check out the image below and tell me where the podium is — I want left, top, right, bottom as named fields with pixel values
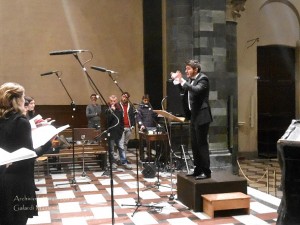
left=277, top=139, right=300, bottom=225
left=276, top=120, right=300, bottom=225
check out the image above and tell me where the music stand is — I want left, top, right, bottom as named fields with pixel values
left=153, top=110, right=185, bottom=123
left=154, top=109, right=185, bottom=201
left=73, top=128, right=98, bottom=179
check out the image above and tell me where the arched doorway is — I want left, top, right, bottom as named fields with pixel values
left=257, top=45, right=295, bottom=157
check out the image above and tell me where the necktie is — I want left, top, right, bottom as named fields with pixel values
left=188, top=79, right=194, bottom=110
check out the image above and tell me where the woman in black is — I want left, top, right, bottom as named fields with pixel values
left=24, top=96, right=35, bottom=119
left=0, top=82, right=43, bottom=224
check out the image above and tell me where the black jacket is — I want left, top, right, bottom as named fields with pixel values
left=0, top=113, right=38, bottom=221
left=136, top=102, right=158, bottom=128
left=179, top=73, right=213, bottom=125
left=105, top=107, right=124, bottom=140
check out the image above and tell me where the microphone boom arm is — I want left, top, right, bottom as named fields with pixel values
left=72, top=53, right=120, bottom=135
left=90, top=65, right=134, bottom=107
left=107, top=72, right=136, bottom=109
left=108, top=72, right=140, bottom=140
left=54, top=72, right=75, bottom=107
left=72, top=53, right=108, bottom=107
left=72, top=55, right=119, bottom=225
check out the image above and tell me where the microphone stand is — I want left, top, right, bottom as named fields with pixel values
left=71, top=52, right=117, bottom=225
left=90, top=67, right=140, bottom=145
left=105, top=72, right=140, bottom=149
left=121, top=135, right=163, bottom=216
left=101, top=72, right=164, bottom=215
left=160, top=96, right=176, bottom=202
left=49, top=71, right=78, bottom=190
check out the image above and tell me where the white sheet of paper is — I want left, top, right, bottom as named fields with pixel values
left=31, top=124, right=70, bottom=149
left=0, top=147, right=37, bottom=165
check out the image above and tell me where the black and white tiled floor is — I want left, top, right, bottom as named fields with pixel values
left=29, top=151, right=280, bottom=225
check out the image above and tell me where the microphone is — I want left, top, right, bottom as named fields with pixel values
left=49, top=49, right=88, bottom=55
left=40, top=71, right=59, bottom=76
left=91, top=66, right=118, bottom=74
left=90, top=66, right=106, bottom=72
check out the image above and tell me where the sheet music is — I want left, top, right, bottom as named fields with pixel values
left=31, top=124, right=70, bottom=149
left=0, top=147, right=37, bottom=165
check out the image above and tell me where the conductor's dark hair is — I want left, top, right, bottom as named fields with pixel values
left=185, top=59, right=201, bottom=73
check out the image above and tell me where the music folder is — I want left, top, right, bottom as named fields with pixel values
left=153, top=110, right=185, bottom=123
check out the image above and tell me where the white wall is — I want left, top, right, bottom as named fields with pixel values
left=237, top=0, right=300, bottom=153
left=0, top=0, right=144, bottom=105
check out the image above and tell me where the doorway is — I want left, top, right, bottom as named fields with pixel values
left=257, top=45, right=295, bottom=157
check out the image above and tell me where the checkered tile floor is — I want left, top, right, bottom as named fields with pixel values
left=30, top=151, right=280, bottom=225
left=238, top=158, right=282, bottom=199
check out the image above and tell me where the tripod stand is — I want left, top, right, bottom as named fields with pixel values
left=55, top=127, right=78, bottom=189
left=153, top=97, right=187, bottom=201
left=121, top=138, right=163, bottom=216
left=91, top=64, right=162, bottom=216
left=73, top=128, right=98, bottom=181
left=49, top=49, right=119, bottom=224
left=73, top=52, right=118, bottom=225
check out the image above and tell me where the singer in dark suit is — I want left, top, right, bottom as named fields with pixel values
left=171, top=59, right=213, bottom=179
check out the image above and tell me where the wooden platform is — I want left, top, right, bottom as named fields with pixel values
left=177, top=170, right=247, bottom=212
left=202, top=192, right=250, bottom=217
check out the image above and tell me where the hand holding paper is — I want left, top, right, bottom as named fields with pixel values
left=31, top=124, right=70, bottom=149
left=170, top=70, right=182, bottom=85
left=29, top=114, right=55, bottom=128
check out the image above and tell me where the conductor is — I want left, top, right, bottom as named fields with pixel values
left=171, top=59, right=213, bottom=180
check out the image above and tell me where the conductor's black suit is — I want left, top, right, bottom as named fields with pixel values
left=179, top=72, right=213, bottom=178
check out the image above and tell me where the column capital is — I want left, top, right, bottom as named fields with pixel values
left=226, top=0, right=247, bottom=22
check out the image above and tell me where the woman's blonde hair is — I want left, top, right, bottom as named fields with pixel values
left=0, top=82, right=25, bottom=118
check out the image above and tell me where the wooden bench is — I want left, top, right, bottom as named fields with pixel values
left=201, top=192, right=250, bottom=218
left=43, top=144, right=107, bottom=173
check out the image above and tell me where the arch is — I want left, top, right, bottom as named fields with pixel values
left=260, top=0, right=300, bottom=37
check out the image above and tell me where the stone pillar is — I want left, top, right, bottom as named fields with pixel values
left=165, top=0, right=246, bottom=172
left=192, top=0, right=233, bottom=170
left=226, top=0, right=247, bottom=174
left=165, top=0, right=193, bottom=73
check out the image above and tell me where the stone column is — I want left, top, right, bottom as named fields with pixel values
left=165, top=0, right=246, bottom=172
left=226, top=0, right=247, bottom=174
left=192, top=0, right=233, bottom=171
